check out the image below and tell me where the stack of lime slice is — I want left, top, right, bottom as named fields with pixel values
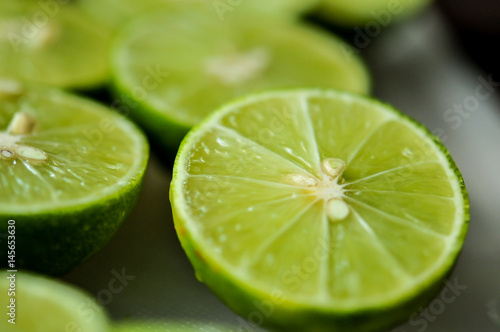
left=0, top=1, right=110, bottom=90
left=0, top=81, right=149, bottom=275
left=170, top=90, right=469, bottom=331
left=111, top=3, right=370, bottom=150
left=0, top=271, right=110, bottom=332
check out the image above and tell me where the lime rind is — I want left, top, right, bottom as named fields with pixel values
left=1, top=174, right=146, bottom=275
left=110, top=80, right=191, bottom=155
left=112, top=320, right=233, bottom=332
left=170, top=89, right=469, bottom=331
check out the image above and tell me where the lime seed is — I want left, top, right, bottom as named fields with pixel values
left=327, top=198, right=350, bottom=221
left=7, top=112, right=36, bottom=135
left=16, top=146, right=47, bottom=161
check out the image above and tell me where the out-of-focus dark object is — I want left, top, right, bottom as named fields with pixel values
left=438, top=0, right=500, bottom=80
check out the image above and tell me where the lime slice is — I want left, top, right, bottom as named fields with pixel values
left=111, top=4, right=370, bottom=150
left=0, top=80, right=149, bottom=276
left=0, top=1, right=111, bottom=90
left=0, top=271, right=109, bottom=332
left=112, top=321, right=232, bottom=332
left=78, top=0, right=171, bottom=29
left=79, top=0, right=319, bottom=29
left=316, top=0, right=432, bottom=26
left=170, top=90, right=469, bottom=331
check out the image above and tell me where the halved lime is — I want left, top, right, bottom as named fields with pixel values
left=111, top=4, right=370, bottom=150
left=0, top=80, right=149, bottom=276
left=316, top=0, right=432, bottom=27
left=0, top=271, right=109, bottom=332
left=79, top=0, right=320, bottom=29
left=112, top=321, right=232, bottom=332
left=170, top=90, right=469, bottom=331
left=0, top=1, right=111, bottom=90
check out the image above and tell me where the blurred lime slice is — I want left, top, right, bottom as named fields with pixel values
left=316, top=0, right=432, bottom=27
left=0, top=81, right=149, bottom=275
left=111, top=4, right=370, bottom=149
left=170, top=90, right=469, bottom=331
left=0, top=271, right=109, bottom=332
left=0, top=1, right=111, bottom=90
left=79, top=0, right=320, bottom=29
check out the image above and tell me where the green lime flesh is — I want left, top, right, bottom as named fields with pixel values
left=170, top=90, right=469, bottom=332
left=316, top=0, right=432, bottom=27
left=0, top=81, right=149, bottom=275
left=111, top=4, right=370, bottom=150
left=0, top=1, right=111, bottom=90
left=0, top=271, right=109, bottom=332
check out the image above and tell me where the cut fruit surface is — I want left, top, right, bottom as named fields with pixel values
left=0, top=271, right=109, bottom=332
left=316, top=0, right=432, bottom=26
left=79, top=0, right=319, bottom=29
left=0, top=1, right=111, bottom=90
left=0, top=81, right=149, bottom=275
left=111, top=3, right=370, bottom=149
left=170, top=90, right=469, bottom=331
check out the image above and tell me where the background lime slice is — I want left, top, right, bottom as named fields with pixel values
left=112, top=321, right=232, bottom=332
left=0, top=1, right=111, bottom=90
left=0, top=81, right=149, bottom=275
left=170, top=90, right=469, bottom=331
left=0, top=271, right=109, bottom=332
left=111, top=4, right=370, bottom=150
left=316, top=0, right=432, bottom=27
left=78, top=0, right=320, bottom=29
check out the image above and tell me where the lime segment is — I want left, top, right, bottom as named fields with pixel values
left=170, top=90, right=469, bottom=331
left=0, top=271, right=109, bottom=332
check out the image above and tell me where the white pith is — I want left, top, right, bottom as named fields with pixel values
left=205, top=47, right=270, bottom=86
left=285, top=158, right=350, bottom=222
left=0, top=19, right=60, bottom=49
left=0, top=79, right=24, bottom=98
